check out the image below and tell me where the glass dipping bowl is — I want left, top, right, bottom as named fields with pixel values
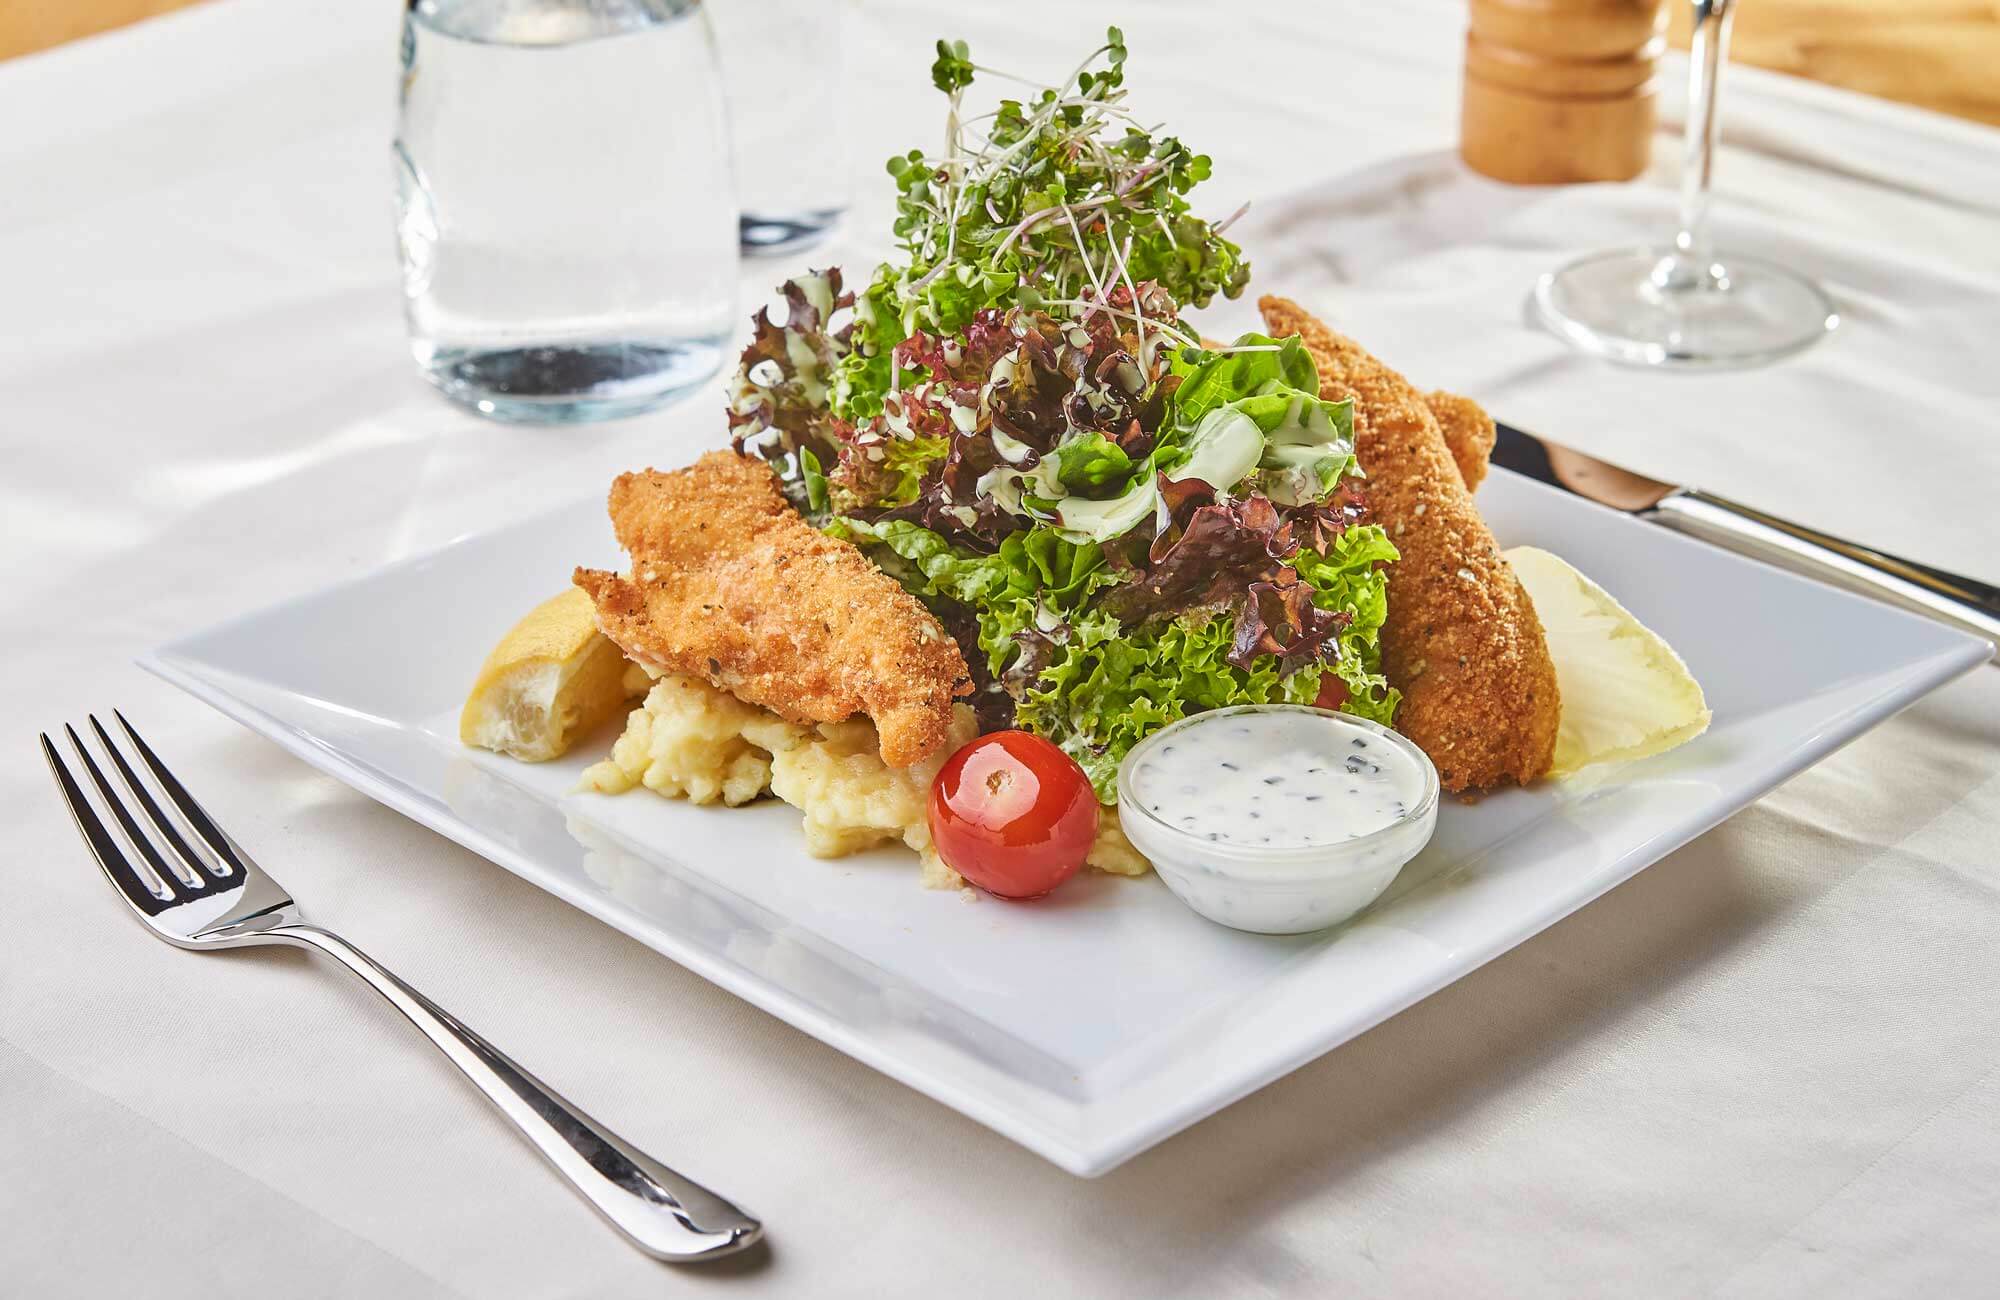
left=1116, top=706, right=1440, bottom=935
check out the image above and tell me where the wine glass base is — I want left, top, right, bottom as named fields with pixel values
left=1533, top=247, right=1838, bottom=369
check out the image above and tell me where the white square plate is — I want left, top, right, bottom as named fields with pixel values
left=143, top=469, right=1989, bottom=1175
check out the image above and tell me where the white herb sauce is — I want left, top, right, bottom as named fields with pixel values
left=1126, top=710, right=1426, bottom=849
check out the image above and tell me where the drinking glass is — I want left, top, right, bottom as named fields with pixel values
left=1532, top=0, right=1837, bottom=367
left=396, top=0, right=739, bottom=423
left=708, top=0, right=848, bottom=255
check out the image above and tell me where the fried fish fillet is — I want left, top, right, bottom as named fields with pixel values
left=574, top=451, right=970, bottom=767
left=1260, top=296, right=1558, bottom=790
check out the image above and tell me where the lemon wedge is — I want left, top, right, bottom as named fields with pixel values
left=1505, top=546, right=1710, bottom=777
left=460, top=588, right=643, bottom=761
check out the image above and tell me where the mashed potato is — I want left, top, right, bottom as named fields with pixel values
left=580, top=672, right=807, bottom=806
left=770, top=710, right=976, bottom=889
left=1085, top=812, right=1151, bottom=878
left=583, top=672, right=1151, bottom=889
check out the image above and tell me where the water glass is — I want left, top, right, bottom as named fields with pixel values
left=708, top=0, right=848, bottom=255
left=396, top=0, right=739, bottom=423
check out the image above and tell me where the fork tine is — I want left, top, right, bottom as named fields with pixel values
left=89, top=714, right=215, bottom=886
left=41, top=732, right=175, bottom=914
left=64, top=724, right=192, bottom=901
left=113, top=710, right=253, bottom=878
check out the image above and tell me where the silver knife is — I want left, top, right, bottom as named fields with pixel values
left=1491, top=421, right=2000, bottom=660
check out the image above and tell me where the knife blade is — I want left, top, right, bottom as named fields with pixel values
left=1491, top=421, right=2000, bottom=660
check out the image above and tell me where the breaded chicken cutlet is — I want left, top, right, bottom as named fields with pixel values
left=1424, top=388, right=1496, bottom=494
left=1259, top=296, right=1558, bottom=790
left=574, top=451, right=970, bottom=767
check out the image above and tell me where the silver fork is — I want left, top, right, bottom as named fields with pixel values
left=41, top=712, right=763, bottom=1263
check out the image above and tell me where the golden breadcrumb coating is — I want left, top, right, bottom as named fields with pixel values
left=1259, top=296, right=1558, bottom=790
left=574, top=450, right=970, bottom=767
left=1424, top=388, right=1496, bottom=494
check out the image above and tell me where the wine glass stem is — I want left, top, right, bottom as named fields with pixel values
left=1673, top=0, right=1735, bottom=276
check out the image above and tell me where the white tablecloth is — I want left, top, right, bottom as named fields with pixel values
left=4, top=2, right=1997, bottom=1295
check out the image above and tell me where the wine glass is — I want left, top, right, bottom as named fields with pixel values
left=1532, top=0, right=1838, bottom=368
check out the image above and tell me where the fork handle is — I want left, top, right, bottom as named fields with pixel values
left=263, top=922, right=762, bottom=1262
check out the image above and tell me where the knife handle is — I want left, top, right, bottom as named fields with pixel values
left=1649, top=489, right=2000, bottom=660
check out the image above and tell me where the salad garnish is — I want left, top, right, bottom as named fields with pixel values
left=729, top=30, right=1400, bottom=799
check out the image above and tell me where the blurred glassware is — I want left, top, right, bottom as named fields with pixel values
left=707, top=0, right=848, bottom=256
left=396, top=0, right=738, bottom=423
left=1532, top=0, right=1838, bottom=368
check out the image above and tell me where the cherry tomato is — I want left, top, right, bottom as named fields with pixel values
left=928, top=731, right=1099, bottom=899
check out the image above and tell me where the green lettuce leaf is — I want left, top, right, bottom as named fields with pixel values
left=1161, top=333, right=1357, bottom=504
left=1014, top=610, right=1325, bottom=799
left=835, top=517, right=1015, bottom=606
left=836, top=518, right=1125, bottom=678
left=1016, top=523, right=1399, bottom=800
left=1052, top=432, right=1135, bottom=495
left=1168, top=333, right=1320, bottom=425
left=838, top=482, right=1398, bottom=805
left=828, top=435, right=949, bottom=513
left=798, top=447, right=831, bottom=517
left=1290, top=524, right=1401, bottom=725
left=1006, top=527, right=1119, bottom=605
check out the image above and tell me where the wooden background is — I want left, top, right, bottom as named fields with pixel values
left=3, top=0, right=1998, bottom=126
left=1667, top=0, right=2000, bottom=126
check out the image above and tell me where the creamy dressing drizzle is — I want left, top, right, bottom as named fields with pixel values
left=1127, top=711, right=1426, bottom=849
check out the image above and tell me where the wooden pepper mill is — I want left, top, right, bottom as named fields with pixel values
left=1460, top=0, right=1668, bottom=184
